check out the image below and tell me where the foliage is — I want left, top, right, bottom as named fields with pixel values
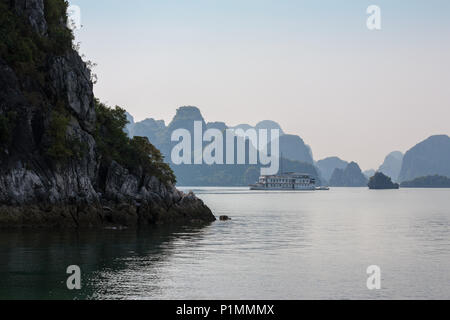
left=94, top=100, right=129, bottom=162
left=0, top=0, right=87, bottom=162
left=401, top=175, right=450, bottom=188
left=95, top=100, right=176, bottom=184
left=0, top=0, right=73, bottom=76
left=45, top=101, right=87, bottom=162
left=0, top=1, right=39, bottom=66
left=0, top=112, right=17, bottom=147
left=44, top=0, right=74, bottom=54
left=45, top=109, right=73, bottom=160
left=0, top=1, right=175, bottom=184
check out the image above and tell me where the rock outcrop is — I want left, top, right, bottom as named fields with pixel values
left=329, top=162, right=368, bottom=187
left=378, top=151, right=403, bottom=182
left=316, top=157, right=349, bottom=183
left=125, top=106, right=320, bottom=186
left=398, top=135, right=450, bottom=182
left=0, top=0, right=215, bottom=228
left=279, top=134, right=314, bottom=165
left=13, top=0, right=47, bottom=35
left=368, top=172, right=400, bottom=190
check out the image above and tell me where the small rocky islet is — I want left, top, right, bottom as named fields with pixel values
left=368, top=172, right=400, bottom=190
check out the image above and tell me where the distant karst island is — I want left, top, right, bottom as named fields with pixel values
left=401, top=175, right=450, bottom=188
left=126, top=106, right=450, bottom=188
left=126, top=106, right=322, bottom=186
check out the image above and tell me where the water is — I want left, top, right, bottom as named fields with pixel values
left=0, top=187, right=449, bottom=300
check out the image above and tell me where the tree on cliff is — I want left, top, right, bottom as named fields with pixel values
left=0, top=0, right=176, bottom=186
left=0, top=0, right=214, bottom=227
left=94, top=100, right=176, bottom=184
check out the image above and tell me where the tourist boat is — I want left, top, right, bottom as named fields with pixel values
left=250, top=172, right=316, bottom=191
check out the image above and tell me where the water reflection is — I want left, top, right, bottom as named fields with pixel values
left=0, top=224, right=212, bottom=300
left=1, top=188, right=449, bottom=300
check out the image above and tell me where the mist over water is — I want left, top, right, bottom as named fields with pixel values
left=1, top=188, right=449, bottom=300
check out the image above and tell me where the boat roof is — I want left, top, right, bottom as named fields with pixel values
left=261, top=172, right=313, bottom=178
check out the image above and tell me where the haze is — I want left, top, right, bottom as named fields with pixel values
left=69, top=0, right=450, bottom=170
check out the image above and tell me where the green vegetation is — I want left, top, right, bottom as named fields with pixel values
left=1, top=1, right=176, bottom=184
left=1, top=0, right=75, bottom=158
left=95, top=100, right=176, bottom=185
left=45, top=109, right=72, bottom=160
left=0, top=0, right=73, bottom=75
left=1, top=0, right=82, bottom=163
left=44, top=0, right=74, bottom=54
left=0, top=1, right=40, bottom=76
left=368, top=172, right=399, bottom=190
left=401, top=175, right=450, bottom=188
left=45, top=103, right=88, bottom=162
left=0, top=111, right=17, bottom=148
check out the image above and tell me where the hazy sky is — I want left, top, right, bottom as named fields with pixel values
left=69, top=0, right=450, bottom=170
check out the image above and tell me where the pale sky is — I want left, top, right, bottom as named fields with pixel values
left=69, top=0, right=450, bottom=170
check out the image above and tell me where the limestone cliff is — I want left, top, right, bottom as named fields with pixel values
left=398, top=135, right=450, bottom=182
left=378, top=151, right=403, bottom=183
left=0, top=0, right=215, bottom=228
left=329, top=162, right=368, bottom=187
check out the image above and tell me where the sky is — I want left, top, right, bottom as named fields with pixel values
left=68, top=0, right=450, bottom=170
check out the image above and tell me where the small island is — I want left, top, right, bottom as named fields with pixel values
left=401, top=175, right=450, bottom=188
left=368, top=172, right=400, bottom=190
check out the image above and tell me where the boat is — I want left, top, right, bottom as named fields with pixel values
left=250, top=172, right=316, bottom=191
left=316, top=186, right=330, bottom=191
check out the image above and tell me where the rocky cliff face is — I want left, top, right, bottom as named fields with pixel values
left=126, top=106, right=321, bottom=186
left=13, top=0, right=48, bottom=35
left=279, top=134, right=314, bottom=165
left=378, top=151, right=403, bottom=182
left=329, top=162, right=368, bottom=187
left=0, top=0, right=214, bottom=228
left=398, top=135, right=450, bottom=182
left=316, top=157, right=349, bottom=183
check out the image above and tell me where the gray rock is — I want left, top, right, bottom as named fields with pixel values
left=49, top=52, right=97, bottom=132
left=398, top=135, right=450, bottom=182
left=378, top=151, right=403, bottom=182
left=14, top=0, right=48, bottom=36
left=329, top=162, right=368, bottom=187
left=0, top=3, right=215, bottom=228
left=316, top=157, right=349, bottom=182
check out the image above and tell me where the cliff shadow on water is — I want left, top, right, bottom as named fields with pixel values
left=0, top=224, right=213, bottom=299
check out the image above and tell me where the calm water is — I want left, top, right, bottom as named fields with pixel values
left=0, top=188, right=449, bottom=300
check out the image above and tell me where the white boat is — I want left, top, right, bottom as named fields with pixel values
left=250, top=172, right=316, bottom=191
